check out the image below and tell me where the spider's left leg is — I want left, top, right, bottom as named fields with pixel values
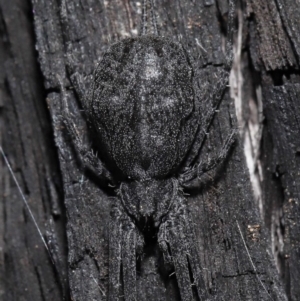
left=158, top=197, right=208, bottom=301
left=184, top=0, right=236, bottom=168
left=182, top=201, right=208, bottom=300
left=165, top=212, right=194, bottom=301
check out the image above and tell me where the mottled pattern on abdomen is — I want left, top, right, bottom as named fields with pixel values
left=90, top=36, right=197, bottom=180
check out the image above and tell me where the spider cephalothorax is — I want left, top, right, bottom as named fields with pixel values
left=60, top=0, right=237, bottom=300
left=120, top=178, right=177, bottom=228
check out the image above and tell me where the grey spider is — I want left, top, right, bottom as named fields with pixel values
left=59, top=0, right=237, bottom=300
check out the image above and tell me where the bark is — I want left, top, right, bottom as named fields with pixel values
left=0, top=0, right=67, bottom=300
left=1, top=0, right=299, bottom=300
left=245, top=0, right=300, bottom=300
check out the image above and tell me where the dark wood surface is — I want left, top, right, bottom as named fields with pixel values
left=1, top=0, right=300, bottom=300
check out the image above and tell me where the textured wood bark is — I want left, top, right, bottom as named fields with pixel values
left=245, top=0, right=300, bottom=300
left=1, top=0, right=299, bottom=300
left=0, top=0, right=67, bottom=300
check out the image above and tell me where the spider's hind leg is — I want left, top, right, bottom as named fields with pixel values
left=158, top=197, right=208, bottom=301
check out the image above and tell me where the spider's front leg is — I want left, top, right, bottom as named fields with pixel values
left=109, top=198, right=144, bottom=301
left=57, top=75, right=113, bottom=182
left=158, top=197, right=207, bottom=301
left=184, top=0, right=236, bottom=169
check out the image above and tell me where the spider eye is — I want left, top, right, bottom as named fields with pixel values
left=155, top=47, right=163, bottom=57
left=123, top=46, right=130, bottom=54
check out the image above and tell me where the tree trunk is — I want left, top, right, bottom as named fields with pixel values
left=1, top=0, right=299, bottom=300
left=0, top=0, right=67, bottom=300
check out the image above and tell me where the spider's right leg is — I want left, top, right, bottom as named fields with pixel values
left=180, top=127, right=236, bottom=184
left=109, top=200, right=122, bottom=301
left=57, top=76, right=113, bottom=182
left=158, top=197, right=208, bottom=301
left=184, top=73, right=232, bottom=170
left=121, top=214, right=138, bottom=301
left=165, top=214, right=194, bottom=301
left=184, top=0, right=236, bottom=168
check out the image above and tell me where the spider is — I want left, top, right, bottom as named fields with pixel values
left=58, top=0, right=237, bottom=300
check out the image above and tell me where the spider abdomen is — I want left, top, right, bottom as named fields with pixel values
left=90, top=35, right=198, bottom=180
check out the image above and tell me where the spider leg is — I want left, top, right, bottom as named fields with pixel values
left=185, top=73, right=231, bottom=170
left=109, top=200, right=123, bottom=301
left=158, top=222, right=173, bottom=266
left=184, top=0, right=236, bottom=168
left=180, top=127, right=236, bottom=184
left=159, top=197, right=208, bottom=301
left=121, top=214, right=137, bottom=301
left=69, top=71, right=86, bottom=109
left=140, top=0, right=159, bottom=36
left=109, top=199, right=143, bottom=301
left=57, top=75, right=113, bottom=182
left=168, top=215, right=194, bottom=301
left=182, top=203, right=207, bottom=300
